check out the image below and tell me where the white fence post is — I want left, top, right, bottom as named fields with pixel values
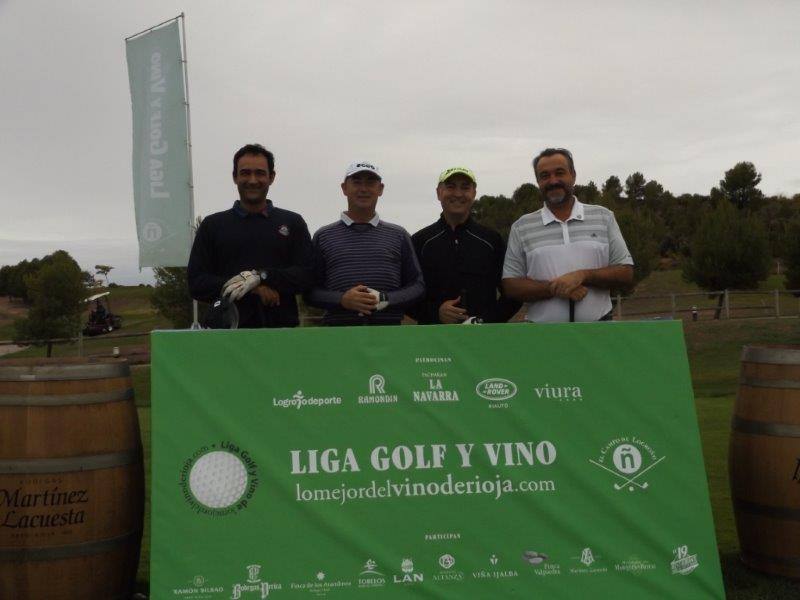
left=775, top=289, right=780, bottom=318
left=670, top=294, right=676, bottom=319
left=724, top=290, right=730, bottom=320
left=616, top=293, right=622, bottom=318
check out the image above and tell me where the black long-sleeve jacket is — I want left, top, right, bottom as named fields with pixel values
left=410, top=216, right=521, bottom=324
left=187, top=201, right=314, bottom=327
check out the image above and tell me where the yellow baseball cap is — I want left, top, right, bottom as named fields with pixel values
left=438, top=166, right=476, bottom=185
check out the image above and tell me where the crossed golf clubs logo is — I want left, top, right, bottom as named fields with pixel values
left=590, top=443, right=665, bottom=492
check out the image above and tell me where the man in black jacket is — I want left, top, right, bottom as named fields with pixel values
left=188, top=144, right=314, bottom=327
left=411, top=167, right=520, bottom=324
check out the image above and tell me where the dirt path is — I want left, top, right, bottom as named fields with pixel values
left=0, top=344, right=26, bottom=357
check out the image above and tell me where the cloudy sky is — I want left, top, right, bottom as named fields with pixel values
left=1, top=0, right=798, bottom=284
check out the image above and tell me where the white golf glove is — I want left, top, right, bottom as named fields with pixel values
left=222, top=270, right=260, bottom=302
left=461, top=316, right=484, bottom=325
left=366, top=288, right=389, bottom=311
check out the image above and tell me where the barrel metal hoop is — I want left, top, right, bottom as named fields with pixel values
left=742, top=346, right=800, bottom=366
left=740, top=377, right=800, bottom=390
left=0, top=529, right=141, bottom=561
left=734, top=498, right=800, bottom=521
left=731, top=416, right=800, bottom=438
left=0, top=449, right=142, bottom=474
left=0, top=363, right=130, bottom=382
left=0, top=387, right=134, bottom=406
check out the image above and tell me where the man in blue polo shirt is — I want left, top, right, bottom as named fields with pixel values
left=188, top=144, right=314, bottom=327
left=502, top=148, right=633, bottom=322
left=307, top=161, right=424, bottom=325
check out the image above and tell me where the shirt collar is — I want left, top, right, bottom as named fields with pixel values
left=541, top=197, right=584, bottom=225
left=438, top=214, right=473, bottom=231
left=233, top=199, right=272, bottom=218
left=341, top=212, right=381, bottom=227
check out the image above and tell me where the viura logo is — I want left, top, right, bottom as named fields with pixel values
left=534, top=383, right=583, bottom=402
left=475, top=378, right=517, bottom=407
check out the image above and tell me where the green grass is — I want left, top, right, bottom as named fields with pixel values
left=686, top=318, right=800, bottom=596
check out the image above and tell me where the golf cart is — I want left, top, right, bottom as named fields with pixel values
left=83, top=291, right=123, bottom=336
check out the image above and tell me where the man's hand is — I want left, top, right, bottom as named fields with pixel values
left=341, top=285, right=379, bottom=315
left=438, top=297, right=467, bottom=324
left=549, top=270, right=586, bottom=299
left=254, top=285, right=280, bottom=307
left=568, top=286, right=589, bottom=302
left=222, top=270, right=260, bottom=301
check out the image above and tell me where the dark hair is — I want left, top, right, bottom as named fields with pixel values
left=532, top=148, right=575, bottom=176
left=233, top=144, right=275, bottom=176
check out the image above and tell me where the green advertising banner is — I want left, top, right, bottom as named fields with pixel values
left=126, top=19, right=192, bottom=268
left=151, top=322, right=724, bottom=599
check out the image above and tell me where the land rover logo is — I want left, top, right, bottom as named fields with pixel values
left=475, top=378, right=517, bottom=401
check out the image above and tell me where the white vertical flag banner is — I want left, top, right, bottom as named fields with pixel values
left=126, top=19, right=192, bottom=268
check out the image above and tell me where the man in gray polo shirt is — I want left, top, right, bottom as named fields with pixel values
left=502, top=148, right=633, bottom=322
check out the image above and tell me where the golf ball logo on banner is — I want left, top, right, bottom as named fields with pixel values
left=180, top=442, right=259, bottom=515
left=590, top=437, right=665, bottom=492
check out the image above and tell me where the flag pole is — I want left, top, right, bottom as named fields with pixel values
left=178, top=13, right=201, bottom=329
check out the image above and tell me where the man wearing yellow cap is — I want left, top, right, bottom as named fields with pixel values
left=410, top=167, right=520, bottom=324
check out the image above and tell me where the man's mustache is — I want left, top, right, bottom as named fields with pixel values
left=545, top=183, right=566, bottom=192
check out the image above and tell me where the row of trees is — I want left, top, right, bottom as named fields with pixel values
left=474, top=161, right=800, bottom=295
left=0, top=251, right=89, bottom=354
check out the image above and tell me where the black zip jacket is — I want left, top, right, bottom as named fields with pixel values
left=410, top=216, right=521, bottom=324
left=188, top=201, right=314, bottom=327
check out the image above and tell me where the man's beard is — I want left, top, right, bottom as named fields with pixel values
left=545, top=184, right=570, bottom=205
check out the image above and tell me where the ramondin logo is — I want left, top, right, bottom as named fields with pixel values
left=475, top=378, right=518, bottom=401
left=359, top=375, right=398, bottom=405
left=590, top=437, right=665, bottom=492
left=370, top=375, right=385, bottom=394
left=179, top=442, right=259, bottom=516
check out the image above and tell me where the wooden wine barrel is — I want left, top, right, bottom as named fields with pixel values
left=729, top=344, right=800, bottom=578
left=0, top=357, right=144, bottom=600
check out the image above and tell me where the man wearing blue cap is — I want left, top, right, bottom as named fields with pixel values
left=307, top=161, right=424, bottom=325
left=411, top=167, right=520, bottom=324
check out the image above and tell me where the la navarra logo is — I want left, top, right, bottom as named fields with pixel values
left=590, top=437, right=665, bottom=492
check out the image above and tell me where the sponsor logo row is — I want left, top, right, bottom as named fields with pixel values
left=273, top=374, right=584, bottom=410
left=172, top=545, right=698, bottom=598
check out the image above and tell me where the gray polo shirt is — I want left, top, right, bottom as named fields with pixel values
left=503, top=199, right=633, bottom=322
